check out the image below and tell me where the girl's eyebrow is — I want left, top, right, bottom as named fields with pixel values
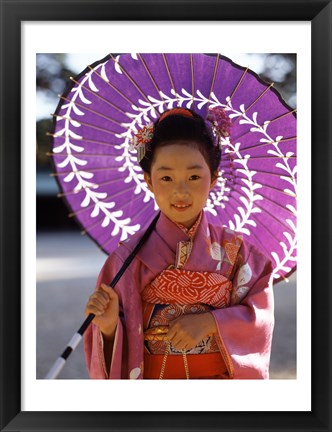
left=156, top=164, right=204, bottom=171
left=187, top=164, right=204, bottom=170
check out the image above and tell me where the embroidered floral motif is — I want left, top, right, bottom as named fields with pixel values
left=210, top=242, right=225, bottom=270
left=129, top=367, right=141, bottom=379
left=237, top=262, right=253, bottom=286
left=231, top=263, right=253, bottom=304
left=232, top=286, right=250, bottom=304
left=223, top=241, right=240, bottom=265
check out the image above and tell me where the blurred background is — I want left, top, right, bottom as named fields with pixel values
left=36, top=53, right=297, bottom=379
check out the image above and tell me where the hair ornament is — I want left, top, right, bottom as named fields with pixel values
left=206, top=106, right=233, bottom=147
left=130, top=123, right=154, bottom=162
left=159, top=107, right=194, bottom=122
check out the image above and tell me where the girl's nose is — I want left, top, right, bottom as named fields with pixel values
left=174, top=182, right=189, bottom=197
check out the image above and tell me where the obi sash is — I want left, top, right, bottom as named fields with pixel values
left=142, top=268, right=233, bottom=307
left=141, top=268, right=232, bottom=378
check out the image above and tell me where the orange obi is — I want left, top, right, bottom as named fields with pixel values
left=142, top=268, right=233, bottom=307
left=143, top=352, right=229, bottom=379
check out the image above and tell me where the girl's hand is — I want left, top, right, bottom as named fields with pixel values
left=167, top=312, right=217, bottom=352
left=84, top=283, right=119, bottom=340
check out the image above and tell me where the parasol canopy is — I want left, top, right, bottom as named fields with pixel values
left=50, top=53, right=297, bottom=283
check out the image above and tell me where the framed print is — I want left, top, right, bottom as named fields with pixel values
left=1, top=0, right=331, bottom=431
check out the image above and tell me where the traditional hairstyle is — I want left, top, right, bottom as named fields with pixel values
left=134, top=107, right=223, bottom=176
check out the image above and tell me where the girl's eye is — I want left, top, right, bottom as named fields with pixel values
left=161, top=176, right=172, bottom=182
left=189, top=175, right=200, bottom=181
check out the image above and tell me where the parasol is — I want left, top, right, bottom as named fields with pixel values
left=50, top=53, right=297, bottom=283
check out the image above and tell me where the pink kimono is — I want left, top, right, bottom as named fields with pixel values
left=84, top=212, right=274, bottom=379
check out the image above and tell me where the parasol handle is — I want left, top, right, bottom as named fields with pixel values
left=44, top=213, right=160, bottom=379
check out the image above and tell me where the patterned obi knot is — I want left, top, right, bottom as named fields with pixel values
left=142, top=268, right=233, bottom=308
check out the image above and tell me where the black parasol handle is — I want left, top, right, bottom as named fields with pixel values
left=44, top=212, right=160, bottom=379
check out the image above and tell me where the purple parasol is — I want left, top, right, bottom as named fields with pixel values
left=51, top=53, right=296, bottom=283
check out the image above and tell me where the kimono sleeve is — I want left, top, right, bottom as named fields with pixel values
left=83, top=251, right=127, bottom=379
left=211, top=240, right=275, bottom=379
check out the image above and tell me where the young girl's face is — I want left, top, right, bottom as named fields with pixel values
left=144, top=143, right=217, bottom=229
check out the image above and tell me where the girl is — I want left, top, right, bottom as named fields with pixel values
left=84, top=107, right=274, bottom=379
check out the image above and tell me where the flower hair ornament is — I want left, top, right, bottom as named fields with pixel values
left=129, top=122, right=154, bottom=162
left=129, top=108, right=194, bottom=163
left=206, top=106, right=233, bottom=148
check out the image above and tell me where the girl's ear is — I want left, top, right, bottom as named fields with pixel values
left=210, top=171, right=218, bottom=190
left=144, top=172, right=154, bottom=192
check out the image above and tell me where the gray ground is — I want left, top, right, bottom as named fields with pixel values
left=36, top=231, right=296, bottom=380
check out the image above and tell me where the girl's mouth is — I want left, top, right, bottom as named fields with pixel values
left=172, top=203, right=191, bottom=211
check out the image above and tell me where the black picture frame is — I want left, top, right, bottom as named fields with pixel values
left=1, top=0, right=331, bottom=431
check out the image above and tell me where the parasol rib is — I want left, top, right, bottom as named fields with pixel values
left=137, top=54, right=167, bottom=111
left=227, top=191, right=296, bottom=230
left=50, top=166, right=134, bottom=177
left=109, top=54, right=160, bottom=118
left=220, top=177, right=297, bottom=198
left=67, top=189, right=149, bottom=219
left=207, top=53, right=220, bottom=107
left=236, top=136, right=296, bottom=153
left=227, top=83, right=282, bottom=128
left=56, top=181, right=136, bottom=199
left=225, top=184, right=297, bottom=216
left=221, top=199, right=274, bottom=260
left=48, top=151, right=132, bottom=158
left=52, top=114, right=131, bottom=138
left=224, top=195, right=295, bottom=251
left=230, top=109, right=297, bottom=144
left=226, top=67, right=249, bottom=106
left=87, top=64, right=139, bottom=107
left=223, top=167, right=297, bottom=180
left=162, top=54, right=180, bottom=106
left=47, top=132, right=119, bottom=146
left=190, top=54, right=195, bottom=108
left=219, top=155, right=296, bottom=161
left=69, top=76, right=128, bottom=116
left=55, top=97, right=125, bottom=127
left=99, top=207, right=158, bottom=252
left=241, top=83, right=275, bottom=115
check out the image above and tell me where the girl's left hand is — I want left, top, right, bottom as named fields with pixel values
left=166, top=312, right=217, bottom=351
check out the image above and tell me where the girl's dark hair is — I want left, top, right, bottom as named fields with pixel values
left=139, top=108, right=221, bottom=175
